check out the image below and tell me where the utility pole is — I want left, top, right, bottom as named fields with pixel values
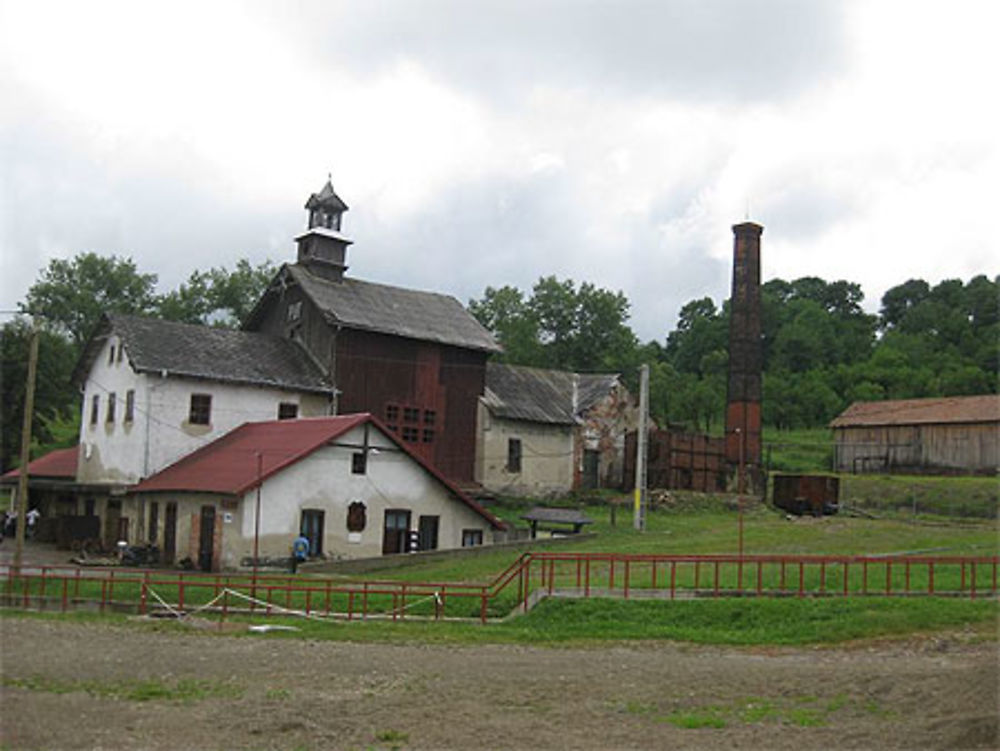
left=633, top=363, right=649, bottom=531
left=14, top=321, right=40, bottom=571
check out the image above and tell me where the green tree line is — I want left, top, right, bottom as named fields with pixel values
left=470, top=274, right=998, bottom=432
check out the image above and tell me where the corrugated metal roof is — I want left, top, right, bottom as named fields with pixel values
left=2, top=445, right=79, bottom=480
left=483, top=362, right=620, bottom=425
left=131, top=414, right=502, bottom=529
left=830, top=395, right=1000, bottom=428
left=72, top=314, right=333, bottom=394
left=287, top=265, right=501, bottom=353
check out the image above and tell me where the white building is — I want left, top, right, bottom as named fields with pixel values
left=71, top=313, right=334, bottom=545
left=128, top=414, right=504, bottom=570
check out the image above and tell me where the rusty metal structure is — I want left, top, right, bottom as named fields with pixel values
left=624, top=429, right=726, bottom=492
left=725, top=222, right=764, bottom=490
left=772, top=474, right=840, bottom=516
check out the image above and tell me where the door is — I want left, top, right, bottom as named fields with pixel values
left=418, top=515, right=439, bottom=551
left=382, top=509, right=411, bottom=555
left=163, top=502, right=177, bottom=564
left=300, top=509, right=325, bottom=556
left=198, top=505, right=215, bottom=572
left=104, top=500, right=121, bottom=548
left=582, top=450, right=600, bottom=489
left=148, top=502, right=159, bottom=544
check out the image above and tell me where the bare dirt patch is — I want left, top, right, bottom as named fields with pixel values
left=1, top=618, right=996, bottom=750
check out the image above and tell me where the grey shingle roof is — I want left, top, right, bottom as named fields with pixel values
left=483, top=362, right=620, bottom=425
left=830, top=395, right=1000, bottom=428
left=287, top=264, right=501, bottom=352
left=73, top=314, right=333, bottom=394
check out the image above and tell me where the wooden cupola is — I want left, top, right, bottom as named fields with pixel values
left=296, top=177, right=353, bottom=282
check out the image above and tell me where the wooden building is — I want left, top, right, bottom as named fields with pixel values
left=830, top=395, right=1000, bottom=475
left=624, top=429, right=727, bottom=493
left=245, top=180, right=501, bottom=484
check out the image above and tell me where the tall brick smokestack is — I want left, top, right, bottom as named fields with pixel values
left=726, top=222, right=763, bottom=487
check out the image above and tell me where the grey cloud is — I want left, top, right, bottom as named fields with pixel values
left=263, top=0, right=848, bottom=104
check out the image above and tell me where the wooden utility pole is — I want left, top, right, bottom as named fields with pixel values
left=633, top=364, right=649, bottom=531
left=13, top=321, right=40, bottom=571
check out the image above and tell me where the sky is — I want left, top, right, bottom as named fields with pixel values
left=1, top=0, right=997, bottom=343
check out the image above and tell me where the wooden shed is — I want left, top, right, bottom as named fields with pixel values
left=829, top=395, right=999, bottom=475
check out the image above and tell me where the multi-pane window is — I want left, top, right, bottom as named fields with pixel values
left=422, top=428, right=434, bottom=443
left=507, top=438, right=522, bottom=472
left=90, top=395, right=99, bottom=426
left=401, top=426, right=419, bottom=443
left=385, top=404, right=399, bottom=423
left=278, top=402, right=298, bottom=420
left=462, top=529, right=483, bottom=547
left=125, top=390, right=135, bottom=422
left=106, top=393, right=116, bottom=423
left=423, top=410, right=436, bottom=425
left=403, top=406, right=420, bottom=423
left=189, top=394, right=212, bottom=425
left=384, top=403, right=438, bottom=443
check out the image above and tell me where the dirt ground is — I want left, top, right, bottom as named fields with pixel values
left=0, top=618, right=996, bottom=751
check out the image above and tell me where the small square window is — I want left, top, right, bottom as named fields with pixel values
left=403, top=407, right=419, bottom=423
left=401, top=426, right=419, bottom=443
left=385, top=404, right=399, bottom=422
left=106, top=393, right=116, bottom=423
left=286, top=300, right=303, bottom=322
left=352, top=452, right=367, bottom=475
left=423, top=410, right=436, bottom=425
left=278, top=402, right=298, bottom=420
left=125, top=390, right=135, bottom=422
left=422, top=428, right=434, bottom=443
left=189, top=394, right=212, bottom=425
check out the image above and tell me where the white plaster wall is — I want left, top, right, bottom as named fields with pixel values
left=236, top=425, right=491, bottom=565
left=477, top=404, right=574, bottom=497
left=78, top=334, right=331, bottom=485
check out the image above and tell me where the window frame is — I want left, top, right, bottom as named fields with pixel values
left=462, top=529, right=484, bottom=547
left=125, top=390, right=135, bottom=423
left=106, top=392, right=116, bottom=423
left=278, top=402, right=299, bottom=420
left=189, top=393, right=212, bottom=426
left=507, top=438, right=522, bottom=473
left=90, top=394, right=99, bottom=426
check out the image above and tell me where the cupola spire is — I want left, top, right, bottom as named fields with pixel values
left=296, top=177, right=353, bottom=282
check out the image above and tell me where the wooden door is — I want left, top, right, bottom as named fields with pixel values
left=382, top=509, right=410, bottom=555
left=300, top=509, right=325, bottom=556
left=163, top=502, right=177, bottom=564
left=198, top=505, right=215, bottom=572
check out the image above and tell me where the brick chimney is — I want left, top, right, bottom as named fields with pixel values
left=725, top=221, right=763, bottom=489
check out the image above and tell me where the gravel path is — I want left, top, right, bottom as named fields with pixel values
left=1, top=618, right=996, bottom=750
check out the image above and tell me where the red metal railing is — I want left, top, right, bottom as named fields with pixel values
left=2, top=552, right=997, bottom=625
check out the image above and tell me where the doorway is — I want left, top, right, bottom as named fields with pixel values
left=418, top=515, right=439, bottom=551
left=382, top=509, right=411, bottom=554
left=163, top=502, right=177, bottom=564
left=300, top=509, right=325, bottom=556
left=198, top=505, right=215, bottom=572
left=582, top=449, right=600, bottom=490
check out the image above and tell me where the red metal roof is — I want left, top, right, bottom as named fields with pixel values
left=132, top=413, right=502, bottom=529
left=830, top=395, right=1000, bottom=428
left=2, top=445, right=79, bottom=480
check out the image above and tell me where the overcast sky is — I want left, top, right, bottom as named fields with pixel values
left=2, top=0, right=996, bottom=342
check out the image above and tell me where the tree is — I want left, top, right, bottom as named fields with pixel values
left=21, top=253, right=159, bottom=347
left=1, top=318, right=78, bottom=471
left=157, top=259, right=276, bottom=327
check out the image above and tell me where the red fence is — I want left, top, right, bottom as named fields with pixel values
left=2, top=552, right=997, bottom=624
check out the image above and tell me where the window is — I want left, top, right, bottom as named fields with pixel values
left=278, top=402, right=298, bottom=420
left=351, top=451, right=367, bottom=475
left=106, top=393, right=116, bottom=423
left=117, top=345, right=123, bottom=363
left=189, top=394, right=212, bottom=425
left=286, top=301, right=302, bottom=322
left=418, top=515, right=439, bottom=551
left=403, top=406, right=420, bottom=423
left=423, top=409, right=436, bottom=425
left=125, top=390, right=135, bottom=422
left=148, top=502, right=159, bottom=543
left=462, top=529, right=483, bottom=547
left=507, top=438, right=522, bottom=472
left=385, top=404, right=399, bottom=423
left=422, top=428, right=434, bottom=444
left=90, top=395, right=99, bottom=426
left=108, top=344, right=115, bottom=364
left=401, top=426, right=419, bottom=443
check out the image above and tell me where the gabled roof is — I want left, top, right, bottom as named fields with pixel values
left=72, top=314, right=333, bottom=394
left=483, top=362, right=621, bottom=425
left=256, top=264, right=501, bottom=353
left=131, top=414, right=503, bottom=529
left=2, top=445, right=79, bottom=481
left=830, top=395, right=1000, bottom=428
